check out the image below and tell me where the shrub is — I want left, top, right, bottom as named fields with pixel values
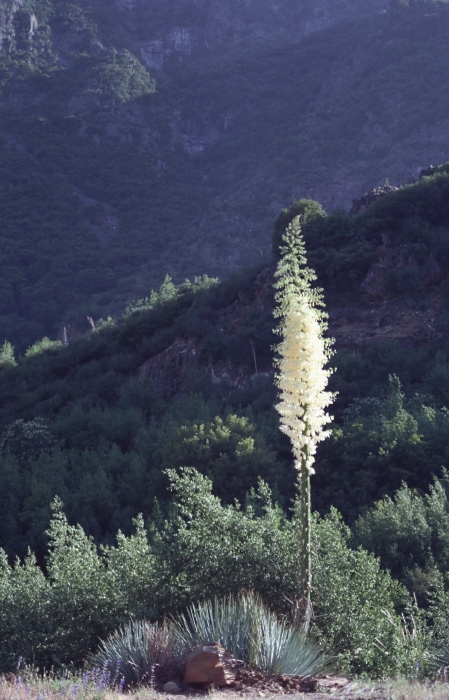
left=352, top=474, right=449, bottom=603
left=0, top=340, right=16, bottom=367
left=0, top=549, right=52, bottom=671
left=1, top=418, right=56, bottom=462
left=0, top=471, right=423, bottom=678
left=25, top=337, right=62, bottom=357
left=313, top=509, right=420, bottom=677
left=151, top=469, right=417, bottom=677
left=149, top=468, right=298, bottom=615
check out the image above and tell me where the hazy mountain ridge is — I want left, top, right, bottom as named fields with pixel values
left=0, top=0, right=390, bottom=70
left=105, top=0, right=390, bottom=69
left=1, top=0, right=449, bottom=348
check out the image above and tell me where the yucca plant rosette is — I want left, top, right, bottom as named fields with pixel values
left=88, top=619, right=176, bottom=689
left=173, top=591, right=333, bottom=677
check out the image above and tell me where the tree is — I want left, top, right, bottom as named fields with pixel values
left=273, top=215, right=335, bottom=621
left=0, top=417, right=56, bottom=462
left=0, top=340, right=16, bottom=368
left=25, top=336, right=62, bottom=358
left=156, top=414, right=283, bottom=503
left=272, top=198, right=325, bottom=257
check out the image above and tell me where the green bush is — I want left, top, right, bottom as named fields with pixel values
left=25, top=337, right=62, bottom=358
left=352, top=474, right=449, bottom=596
left=1, top=417, right=56, bottom=462
left=422, top=575, right=449, bottom=674
left=44, top=501, right=118, bottom=667
left=151, top=469, right=418, bottom=677
left=314, top=376, right=449, bottom=520
left=272, top=199, right=326, bottom=257
left=156, top=414, right=287, bottom=504
left=313, top=509, right=421, bottom=677
left=0, top=470, right=424, bottom=678
left=0, top=341, right=16, bottom=367
left=0, top=504, right=161, bottom=671
left=0, top=548, right=52, bottom=671
left=149, top=468, right=298, bottom=615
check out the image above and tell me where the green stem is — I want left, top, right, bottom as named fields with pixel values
left=299, top=453, right=311, bottom=626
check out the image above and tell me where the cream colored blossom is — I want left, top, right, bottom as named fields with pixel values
left=275, top=295, right=333, bottom=475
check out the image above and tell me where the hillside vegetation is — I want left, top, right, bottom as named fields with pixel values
left=1, top=166, right=449, bottom=575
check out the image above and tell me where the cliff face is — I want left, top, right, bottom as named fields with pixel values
left=0, top=0, right=24, bottom=48
left=105, top=0, right=449, bottom=220
left=107, top=0, right=389, bottom=69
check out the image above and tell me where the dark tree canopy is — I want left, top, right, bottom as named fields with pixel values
left=272, top=199, right=326, bottom=257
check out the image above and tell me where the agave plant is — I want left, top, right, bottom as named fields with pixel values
left=88, top=619, right=176, bottom=688
left=173, top=593, right=255, bottom=661
left=173, top=591, right=332, bottom=677
left=250, top=608, right=332, bottom=676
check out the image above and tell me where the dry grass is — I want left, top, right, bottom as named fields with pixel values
left=2, top=676, right=449, bottom=700
left=386, top=679, right=449, bottom=700
left=0, top=670, right=132, bottom=700
left=0, top=675, right=138, bottom=700
left=314, top=678, right=449, bottom=700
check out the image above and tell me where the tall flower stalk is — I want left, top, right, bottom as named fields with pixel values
left=273, top=216, right=335, bottom=622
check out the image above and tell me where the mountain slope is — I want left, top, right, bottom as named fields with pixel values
left=1, top=0, right=449, bottom=347
left=2, top=168, right=449, bottom=558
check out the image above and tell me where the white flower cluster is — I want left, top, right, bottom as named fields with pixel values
left=275, top=296, right=334, bottom=475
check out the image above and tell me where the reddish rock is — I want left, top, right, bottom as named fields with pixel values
left=183, top=643, right=237, bottom=686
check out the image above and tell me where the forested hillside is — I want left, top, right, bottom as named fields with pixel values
left=1, top=166, right=449, bottom=567
left=1, top=0, right=449, bottom=348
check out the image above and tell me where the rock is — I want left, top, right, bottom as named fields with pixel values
left=183, top=643, right=238, bottom=686
left=361, top=238, right=425, bottom=300
left=162, top=681, right=181, bottom=694
left=361, top=260, right=390, bottom=300
left=138, top=337, right=201, bottom=393
left=349, top=185, right=399, bottom=215
left=317, top=675, right=350, bottom=690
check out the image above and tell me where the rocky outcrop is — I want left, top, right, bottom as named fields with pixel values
left=109, top=0, right=389, bottom=70
left=0, top=0, right=25, bottom=51
left=183, top=644, right=238, bottom=686
left=361, top=235, right=415, bottom=300
left=361, top=235, right=444, bottom=301
left=331, top=299, right=438, bottom=352
left=349, top=186, right=399, bottom=215
left=138, top=338, right=201, bottom=391
left=169, top=109, right=221, bottom=154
